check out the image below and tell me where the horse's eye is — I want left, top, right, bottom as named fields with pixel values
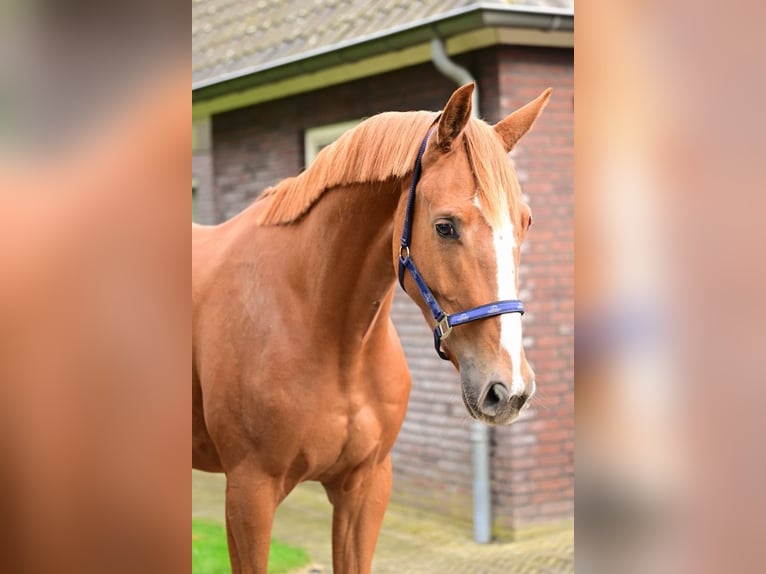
left=434, top=221, right=458, bottom=238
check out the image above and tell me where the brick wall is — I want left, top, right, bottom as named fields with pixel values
left=491, top=47, right=574, bottom=532
left=209, top=63, right=459, bottom=223
left=199, top=45, right=573, bottom=537
left=192, top=149, right=216, bottom=224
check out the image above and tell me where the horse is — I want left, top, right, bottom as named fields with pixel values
left=192, top=83, right=551, bottom=573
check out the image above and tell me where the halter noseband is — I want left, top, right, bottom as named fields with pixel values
left=397, top=127, right=525, bottom=361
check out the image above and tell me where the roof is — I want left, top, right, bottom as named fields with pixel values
left=193, top=0, right=574, bottom=90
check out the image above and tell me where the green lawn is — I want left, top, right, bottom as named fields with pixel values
left=192, top=518, right=310, bottom=574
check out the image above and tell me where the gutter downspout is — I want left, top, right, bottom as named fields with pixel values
left=430, top=36, right=493, bottom=545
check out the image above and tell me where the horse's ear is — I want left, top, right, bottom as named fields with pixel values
left=494, top=88, right=552, bottom=152
left=437, top=83, right=474, bottom=152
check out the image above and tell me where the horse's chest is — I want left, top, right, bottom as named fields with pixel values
left=223, top=345, right=411, bottom=480
left=300, top=400, right=395, bottom=479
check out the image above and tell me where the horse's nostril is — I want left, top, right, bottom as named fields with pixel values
left=509, top=393, right=529, bottom=411
left=480, top=382, right=509, bottom=416
left=490, top=383, right=509, bottom=404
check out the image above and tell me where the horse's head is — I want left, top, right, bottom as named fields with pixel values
left=394, top=83, right=550, bottom=425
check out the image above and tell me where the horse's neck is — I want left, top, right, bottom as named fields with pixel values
left=305, top=181, right=402, bottom=336
left=256, top=180, right=404, bottom=349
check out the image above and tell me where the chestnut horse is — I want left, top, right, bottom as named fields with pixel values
left=192, top=83, right=551, bottom=573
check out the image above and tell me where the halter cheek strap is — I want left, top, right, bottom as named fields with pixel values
left=397, top=128, right=525, bottom=361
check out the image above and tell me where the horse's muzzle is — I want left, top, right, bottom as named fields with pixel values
left=461, top=379, right=532, bottom=425
left=479, top=381, right=529, bottom=420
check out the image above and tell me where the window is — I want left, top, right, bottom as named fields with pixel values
left=303, top=119, right=362, bottom=167
left=192, top=178, right=198, bottom=222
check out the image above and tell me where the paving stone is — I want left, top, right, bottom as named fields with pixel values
left=193, top=470, right=573, bottom=573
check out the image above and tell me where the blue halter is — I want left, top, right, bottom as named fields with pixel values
left=397, top=128, right=525, bottom=361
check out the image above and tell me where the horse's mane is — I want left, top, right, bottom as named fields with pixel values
left=462, top=118, right=520, bottom=227
left=254, top=110, right=519, bottom=227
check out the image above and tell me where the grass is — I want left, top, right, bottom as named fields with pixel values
left=192, top=518, right=310, bottom=574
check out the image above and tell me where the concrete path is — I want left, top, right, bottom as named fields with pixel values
left=193, top=470, right=573, bottom=573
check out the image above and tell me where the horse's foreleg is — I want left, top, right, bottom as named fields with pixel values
left=225, top=508, right=242, bottom=573
left=324, top=455, right=393, bottom=574
left=224, top=469, right=279, bottom=574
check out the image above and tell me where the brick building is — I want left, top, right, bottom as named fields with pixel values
left=193, top=0, right=573, bottom=539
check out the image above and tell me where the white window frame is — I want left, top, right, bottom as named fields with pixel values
left=304, top=119, right=362, bottom=167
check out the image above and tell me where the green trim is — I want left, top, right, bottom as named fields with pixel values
left=192, top=43, right=431, bottom=120
left=192, top=27, right=572, bottom=120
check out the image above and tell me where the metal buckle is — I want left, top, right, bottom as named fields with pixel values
left=399, top=245, right=410, bottom=261
left=436, top=315, right=452, bottom=340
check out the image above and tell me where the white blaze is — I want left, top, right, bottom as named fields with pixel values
left=475, top=197, right=528, bottom=397
left=492, top=223, right=527, bottom=397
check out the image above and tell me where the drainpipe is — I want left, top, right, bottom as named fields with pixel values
left=430, top=37, right=493, bottom=545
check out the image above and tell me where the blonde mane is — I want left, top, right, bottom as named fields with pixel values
left=462, top=119, right=521, bottom=227
left=254, top=110, right=520, bottom=227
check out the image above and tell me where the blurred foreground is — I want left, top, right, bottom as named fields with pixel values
left=0, top=2, right=189, bottom=573
left=577, top=0, right=766, bottom=573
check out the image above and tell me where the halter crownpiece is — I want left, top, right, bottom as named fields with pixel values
left=397, top=127, right=525, bottom=361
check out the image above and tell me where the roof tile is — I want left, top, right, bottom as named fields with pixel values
left=193, top=0, right=574, bottom=86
